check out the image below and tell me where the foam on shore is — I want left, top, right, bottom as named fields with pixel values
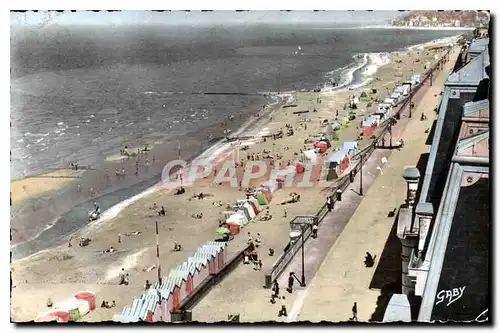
left=322, top=52, right=390, bottom=92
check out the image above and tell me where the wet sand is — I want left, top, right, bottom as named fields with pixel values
left=11, top=44, right=448, bottom=322
left=11, top=169, right=84, bottom=207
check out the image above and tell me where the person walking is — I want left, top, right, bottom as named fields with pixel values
left=351, top=302, right=358, bottom=321
left=312, top=223, right=318, bottom=239
left=287, top=272, right=294, bottom=294
left=326, top=196, right=332, bottom=212
left=273, top=280, right=280, bottom=297
left=336, top=188, right=342, bottom=202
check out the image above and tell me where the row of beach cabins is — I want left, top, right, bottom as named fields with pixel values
left=361, top=73, right=421, bottom=137
left=318, top=73, right=422, bottom=180
left=114, top=241, right=227, bottom=323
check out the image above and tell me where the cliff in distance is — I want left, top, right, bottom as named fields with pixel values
left=391, top=10, right=489, bottom=28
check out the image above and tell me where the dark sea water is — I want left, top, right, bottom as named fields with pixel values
left=10, top=25, right=464, bottom=178
left=10, top=24, right=465, bottom=258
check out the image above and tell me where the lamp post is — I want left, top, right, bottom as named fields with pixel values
left=300, top=224, right=306, bottom=287
left=359, top=153, right=364, bottom=196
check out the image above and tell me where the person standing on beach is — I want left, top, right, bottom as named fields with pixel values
left=119, top=268, right=126, bottom=285
left=283, top=208, right=287, bottom=218
left=118, top=233, right=122, bottom=244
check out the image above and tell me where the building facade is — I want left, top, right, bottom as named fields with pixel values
left=384, top=35, right=490, bottom=323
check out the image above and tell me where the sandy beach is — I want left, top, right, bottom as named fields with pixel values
left=11, top=169, right=84, bottom=207
left=11, top=41, right=451, bottom=322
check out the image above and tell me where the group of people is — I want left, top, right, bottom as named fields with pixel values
left=119, top=268, right=130, bottom=286
left=270, top=272, right=298, bottom=318
left=101, top=300, right=116, bottom=309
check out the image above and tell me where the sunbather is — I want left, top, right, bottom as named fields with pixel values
left=173, top=241, right=182, bottom=252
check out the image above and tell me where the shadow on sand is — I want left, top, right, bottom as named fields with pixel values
left=367, top=209, right=402, bottom=322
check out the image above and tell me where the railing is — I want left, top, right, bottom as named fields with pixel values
left=263, top=49, right=451, bottom=288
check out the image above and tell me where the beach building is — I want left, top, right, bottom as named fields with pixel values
left=114, top=242, right=226, bottom=323
left=384, top=36, right=490, bottom=322
left=361, top=116, right=379, bottom=137
left=324, top=149, right=350, bottom=180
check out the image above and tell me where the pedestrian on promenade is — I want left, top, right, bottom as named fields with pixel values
left=247, top=232, right=253, bottom=244
left=278, top=296, right=288, bottom=317
left=255, top=233, right=262, bottom=247
left=287, top=272, right=294, bottom=293
left=336, top=188, right=342, bottom=202
left=351, top=302, right=358, bottom=321
left=381, top=137, right=386, bottom=147
left=349, top=170, right=354, bottom=183
left=312, top=223, right=318, bottom=239
left=272, top=279, right=280, bottom=297
left=326, top=196, right=332, bottom=212
left=118, top=233, right=122, bottom=244
left=284, top=208, right=287, bottom=218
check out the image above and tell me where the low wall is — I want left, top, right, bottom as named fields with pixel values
left=263, top=49, right=451, bottom=288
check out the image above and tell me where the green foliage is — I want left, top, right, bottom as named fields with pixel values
left=370, top=134, right=377, bottom=139
left=360, top=91, right=367, bottom=98
left=331, top=131, right=340, bottom=141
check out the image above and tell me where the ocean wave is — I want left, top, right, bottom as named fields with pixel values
left=11, top=218, right=59, bottom=250
left=322, top=53, right=373, bottom=91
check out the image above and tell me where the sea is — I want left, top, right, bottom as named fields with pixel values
left=10, top=23, right=466, bottom=259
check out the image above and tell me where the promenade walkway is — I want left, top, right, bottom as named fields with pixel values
left=289, top=48, right=459, bottom=322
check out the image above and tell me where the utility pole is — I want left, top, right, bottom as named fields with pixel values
left=155, top=221, right=162, bottom=285
left=359, top=154, right=364, bottom=196
left=409, top=82, right=413, bottom=119
left=177, top=141, right=183, bottom=187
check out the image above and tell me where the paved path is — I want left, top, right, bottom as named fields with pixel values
left=292, top=48, right=459, bottom=323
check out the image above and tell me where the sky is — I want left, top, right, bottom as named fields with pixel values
left=10, top=10, right=405, bottom=29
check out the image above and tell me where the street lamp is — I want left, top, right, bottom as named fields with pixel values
left=300, top=224, right=306, bottom=287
